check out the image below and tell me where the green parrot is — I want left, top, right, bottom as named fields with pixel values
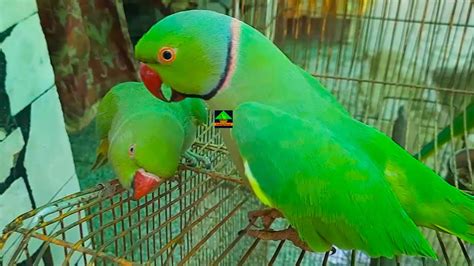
left=134, top=10, right=474, bottom=258
left=92, top=81, right=208, bottom=200
left=414, top=102, right=474, bottom=161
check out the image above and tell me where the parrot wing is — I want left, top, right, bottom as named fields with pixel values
left=232, top=102, right=436, bottom=258
left=96, top=81, right=160, bottom=139
left=96, top=92, right=118, bottom=140
left=93, top=87, right=119, bottom=170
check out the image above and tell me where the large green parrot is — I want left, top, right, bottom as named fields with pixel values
left=134, top=10, right=474, bottom=258
left=92, top=81, right=208, bottom=200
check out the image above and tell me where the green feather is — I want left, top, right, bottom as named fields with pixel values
left=233, top=102, right=439, bottom=258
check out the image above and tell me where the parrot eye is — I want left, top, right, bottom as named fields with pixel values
left=157, top=47, right=176, bottom=64
left=128, top=144, right=136, bottom=158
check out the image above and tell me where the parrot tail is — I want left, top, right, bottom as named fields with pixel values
left=432, top=188, right=474, bottom=243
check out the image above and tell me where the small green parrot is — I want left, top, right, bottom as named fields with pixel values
left=134, top=10, right=474, bottom=258
left=92, top=81, right=208, bottom=200
left=414, top=102, right=474, bottom=160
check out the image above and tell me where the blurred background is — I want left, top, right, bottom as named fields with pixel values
left=0, top=0, right=472, bottom=265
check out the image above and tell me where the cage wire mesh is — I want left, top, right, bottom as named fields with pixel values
left=1, top=0, right=474, bottom=265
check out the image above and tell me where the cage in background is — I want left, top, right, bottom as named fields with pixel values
left=1, top=0, right=473, bottom=265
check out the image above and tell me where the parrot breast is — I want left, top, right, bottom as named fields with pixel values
left=244, top=160, right=273, bottom=207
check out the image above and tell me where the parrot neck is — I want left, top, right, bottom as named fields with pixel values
left=206, top=22, right=308, bottom=111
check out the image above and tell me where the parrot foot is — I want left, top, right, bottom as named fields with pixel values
left=184, top=156, right=198, bottom=167
left=244, top=228, right=312, bottom=252
left=247, top=208, right=283, bottom=229
left=184, top=150, right=212, bottom=169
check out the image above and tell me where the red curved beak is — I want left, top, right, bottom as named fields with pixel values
left=139, top=63, right=186, bottom=102
left=132, top=169, right=162, bottom=200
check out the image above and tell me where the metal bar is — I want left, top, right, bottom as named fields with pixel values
left=115, top=197, right=124, bottom=258
left=237, top=238, right=261, bottom=265
left=119, top=179, right=231, bottom=258
left=278, top=7, right=474, bottom=28
left=163, top=203, right=201, bottom=266
left=152, top=184, right=241, bottom=260
left=89, top=175, right=216, bottom=259
left=178, top=198, right=248, bottom=265
left=7, top=234, right=32, bottom=265
left=268, top=239, right=286, bottom=265
left=211, top=221, right=255, bottom=265
left=351, top=250, right=356, bottom=266
left=295, top=250, right=305, bottom=265
left=321, top=251, right=330, bottom=266
left=456, top=237, right=472, bottom=265
left=436, top=231, right=451, bottom=265
left=13, top=229, right=129, bottom=264
left=52, top=172, right=201, bottom=253
left=312, top=74, right=474, bottom=95
left=179, top=165, right=244, bottom=186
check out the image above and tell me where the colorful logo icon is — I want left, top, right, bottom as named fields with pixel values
left=214, top=110, right=233, bottom=128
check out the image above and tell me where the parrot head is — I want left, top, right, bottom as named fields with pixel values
left=135, top=10, right=237, bottom=102
left=108, top=113, right=184, bottom=200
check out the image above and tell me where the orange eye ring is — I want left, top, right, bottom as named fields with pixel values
left=157, top=47, right=176, bottom=64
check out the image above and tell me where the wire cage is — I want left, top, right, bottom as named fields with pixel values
left=1, top=0, right=474, bottom=265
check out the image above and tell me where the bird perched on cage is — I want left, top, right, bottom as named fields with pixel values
left=134, top=10, right=474, bottom=259
left=92, top=81, right=209, bottom=200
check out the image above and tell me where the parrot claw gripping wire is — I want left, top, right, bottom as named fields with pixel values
left=243, top=209, right=337, bottom=255
left=247, top=208, right=283, bottom=229
left=244, top=227, right=313, bottom=252
left=183, top=150, right=212, bottom=169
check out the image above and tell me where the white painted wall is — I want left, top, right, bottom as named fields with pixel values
left=0, top=0, right=84, bottom=264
